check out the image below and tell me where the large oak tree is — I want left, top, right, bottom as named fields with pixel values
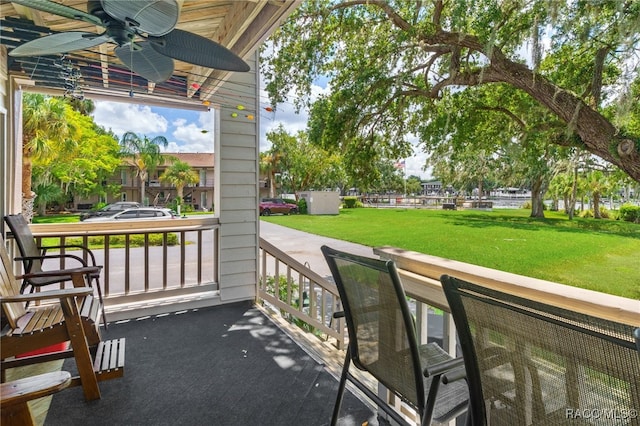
left=263, top=0, right=640, bottom=182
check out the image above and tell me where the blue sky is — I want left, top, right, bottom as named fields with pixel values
left=91, top=80, right=432, bottom=179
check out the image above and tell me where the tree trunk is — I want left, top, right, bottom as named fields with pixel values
left=568, top=166, right=578, bottom=220
left=269, top=172, right=276, bottom=198
left=530, top=177, right=546, bottom=218
left=140, top=177, right=146, bottom=205
left=21, top=156, right=33, bottom=198
left=21, top=154, right=36, bottom=221
left=593, top=192, right=601, bottom=219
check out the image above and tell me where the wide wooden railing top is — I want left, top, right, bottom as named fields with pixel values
left=28, top=216, right=219, bottom=236
left=374, top=246, right=640, bottom=327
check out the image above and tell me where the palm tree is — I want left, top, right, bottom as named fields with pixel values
left=21, top=94, right=73, bottom=220
left=259, top=151, right=282, bottom=198
left=119, top=132, right=169, bottom=205
left=159, top=160, right=199, bottom=212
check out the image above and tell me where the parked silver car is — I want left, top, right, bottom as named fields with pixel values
left=82, top=207, right=177, bottom=222
left=80, top=202, right=141, bottom=221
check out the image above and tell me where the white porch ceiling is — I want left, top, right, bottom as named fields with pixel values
left=0, top=0, right=299, bottom=109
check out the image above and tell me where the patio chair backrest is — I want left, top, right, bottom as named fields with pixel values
left=0, top=235, right=27, bottom=329
left=440, top=274, right=640, bottom=425
left=4, top=214, right=45, bottom=273
left=322, top=246, right=425, bottom=409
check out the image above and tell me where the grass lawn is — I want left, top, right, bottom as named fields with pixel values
left=262, top=208, right=640, bottom=299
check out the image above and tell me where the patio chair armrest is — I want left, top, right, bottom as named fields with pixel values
left=333, top=311, right=345, bottom=319
left=16, top=253, right=91, bottom=272
left=423, top=356, right=465, bottom=378
left=0, top=287, right=93, bottom=303
left=441, top=366, right=467, bottom=384
left=41, top=245, right=98, bottom=265
left=17, top=265, right=102, bottom=281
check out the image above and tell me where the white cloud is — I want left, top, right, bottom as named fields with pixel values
left=92, top=101, right=215, bottom=153
left=170, top=122, right=214, bottom=152
left=92, top=102, right=168, bottom=138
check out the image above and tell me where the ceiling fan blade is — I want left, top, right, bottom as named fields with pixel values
left=101, top=0, right=179, bottom=36
left=9, top=32, right=110, bottom=57
left=115, top=42, right=175, bottom=83
left=9, top=0, right=103, bottom=27
left=150, top=29, right=250, bottom=72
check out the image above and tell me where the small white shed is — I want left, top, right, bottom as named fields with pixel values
left=298, top=191, right=340, bottom=215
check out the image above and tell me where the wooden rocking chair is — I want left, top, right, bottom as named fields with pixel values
left=1, top=236, right=124, bottom=401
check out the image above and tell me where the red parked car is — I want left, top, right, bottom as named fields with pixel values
left=259, top=198, right=298, bottom=216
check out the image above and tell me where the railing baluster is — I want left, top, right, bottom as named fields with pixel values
left=144, top=233, right=150, bottom=292
left=124, top=234, right=130, bottom=294
left=25, top=218, right=220, bottom=306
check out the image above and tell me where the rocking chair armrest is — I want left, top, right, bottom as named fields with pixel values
left=40, top=245, right=98, bottom=265
left=423, top=356, right=465, bottom=378
left=17, top=265, right=101, bottom=279
left=0, top=287, right=93, bottom=303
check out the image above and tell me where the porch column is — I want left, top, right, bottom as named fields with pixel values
left=216, top=51, right=260, bottom=302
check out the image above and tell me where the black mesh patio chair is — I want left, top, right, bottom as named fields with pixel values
left=4, top=214, right=107, bottom=327
left=321, top=246, right=469, bottom=426
left=440, top=274, right=640, bottom=425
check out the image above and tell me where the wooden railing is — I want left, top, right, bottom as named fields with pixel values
left=373, top=245, right=640, bottom=326
left=256, top=241, right=639, bottom=425
left=258, top=238, right=345, bottom=349
left=21, top=217, right=220, bottom=314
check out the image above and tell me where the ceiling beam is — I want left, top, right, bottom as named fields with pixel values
left=198, top=1, right=301, bottom=101
left=187, top=1, right=265, bottom=99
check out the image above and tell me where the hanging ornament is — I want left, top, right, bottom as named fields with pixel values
left=202, top=100, right=210, bottom=106
left=231, top=112, right=238, bottom=118
left=264, top=106, right=273, bottom=112
left=246, top=114, right=254, bottom=120
left=236, top=105, right=245, bottom=110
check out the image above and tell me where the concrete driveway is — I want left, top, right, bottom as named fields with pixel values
left=259, top=220, right=374, bottom=279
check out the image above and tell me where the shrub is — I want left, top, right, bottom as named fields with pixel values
left=618, top=204, right=640, bottom=223
left=521, top=201, right=547, bottom=210
left=91, top=202, right=107, bottom=211
left=297, top=198, right=308, bottom=214
left=261, top=275, right=314, bottom=333
left=343, top=196, right=358, bottom=208
left=579, top=207, right=611, bottom=219
left=67, top=233, right=179, bottom=247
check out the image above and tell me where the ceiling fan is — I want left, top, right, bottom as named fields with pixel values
left=8, top=0, right=250, bottom=83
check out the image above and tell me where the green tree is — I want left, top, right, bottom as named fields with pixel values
left=159, top=160, right=200, bottom=206
left=365, top=160, right=404, bottom=194
left=405, top=175, right=423, bottom=195
left=584, top=170, right=614, bottom=219
left=424, top=84, right=573, bottom=217
left=119, top=132, right=169, bottom=205
left=263, top=1, right=640, bottom=182
left=265, top=126, right=344, bottom=196
left=21, top=94, right=74, bottom=219
left=31, top=103, right=121, bottom=212
left=33, top=182, right=64, bottom=216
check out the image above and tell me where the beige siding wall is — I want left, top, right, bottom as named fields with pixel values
left=217, top=52, right=260, bottom=303
left=0, top=45, right=17, bottom=221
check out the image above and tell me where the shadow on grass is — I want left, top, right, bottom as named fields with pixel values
left=445, top=212, right=640, bottom=239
